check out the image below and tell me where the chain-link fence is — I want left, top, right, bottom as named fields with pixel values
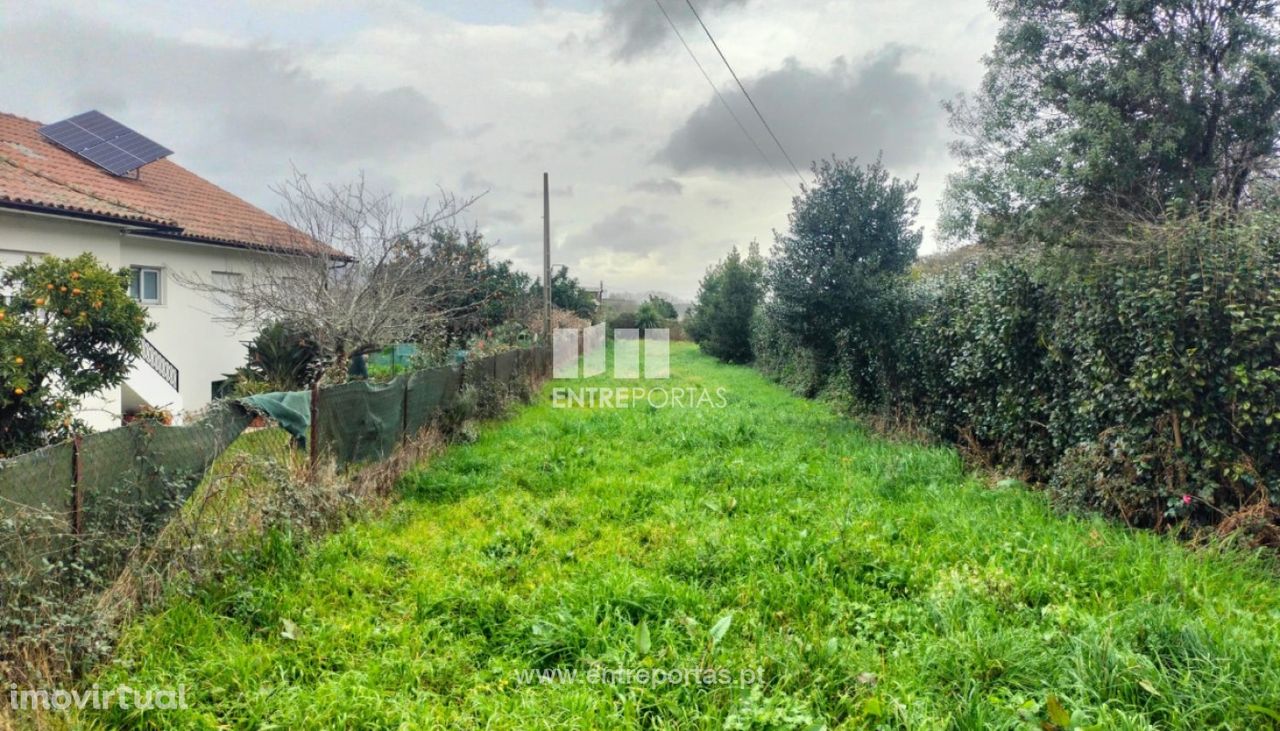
left=0, top=345, right=550, bottom=681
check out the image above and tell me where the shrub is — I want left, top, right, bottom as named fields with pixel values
left=750, top=308, right=823, bottom=397
left=906, top=215, right=1274, bottom=530
left=756, top=158, right=921, bottom=400
left=686, top=245, right=765, bottom=363
left=755, top=211, right=1280, bottom=532
left=605, top=311, right=639, bottom=338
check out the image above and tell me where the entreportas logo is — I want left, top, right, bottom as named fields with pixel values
left=551, top=322, right=727, bottom=409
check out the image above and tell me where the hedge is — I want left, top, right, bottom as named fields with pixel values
left=754, top=214, right=1280, bottom=535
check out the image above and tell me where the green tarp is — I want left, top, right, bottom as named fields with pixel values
left=315, top=376, right=407, bottom=464
left=466, top=354, right=498, bottom=389
left=0, top=441, right=74, bottom=520
left=147, top=406, right=256, bottom=477
left=495, top=350, right=517, bottom=382
left=405, top=365, right=461, bottom=436
left=241, top=390, right=312, bottom=445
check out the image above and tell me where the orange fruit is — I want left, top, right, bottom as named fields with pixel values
left=13, top=387, right=23, bottom=396
left=13, top=356, right=22, bottom=364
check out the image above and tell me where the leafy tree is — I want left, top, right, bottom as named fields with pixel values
left=645, top=295, right=678, bottom=320
left=0, top=253, right=151, bottom=455
left=686, top=244, right=765, bottom=363
left=413, top=225, right=534, bottom=343
left=768, top=158, right=920, bottom=367
left=941, top=0, right=1280, bottom=244
left=533, top=266, right=598, bottom=320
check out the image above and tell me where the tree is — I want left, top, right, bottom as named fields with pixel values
left=634, top=301, right=664, bottom=330
left=768, top=157, right=920, bottom=364
left=941, top=0, right=1280, bottom=244
left=533, top=266, right=598, bottom=320
left=686, top=243, right=765, bottom=363
left=184, top=172, right=480, bottom=380
left=644, top=295, right=678, bottom=320
left=0, top=253, right=150, bottom=455
left=410, top=225, right=534, bottom=344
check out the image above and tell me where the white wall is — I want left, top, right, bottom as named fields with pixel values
left=0, top=209, right=266, bottom=428
left=119, top=235, right=267, bottom=413
left=1, top=211, right=124, bottom=429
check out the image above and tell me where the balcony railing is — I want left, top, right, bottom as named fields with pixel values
left=139, top=337, right=179, bottom=392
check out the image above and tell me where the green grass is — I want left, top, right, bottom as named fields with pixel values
left=84, top=343, right=1280, bottom=729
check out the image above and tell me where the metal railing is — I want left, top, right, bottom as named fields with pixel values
left=140, top=337, right=180, bottom=392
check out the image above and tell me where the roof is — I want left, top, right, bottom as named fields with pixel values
left=0, top=111, right=342, bottom=258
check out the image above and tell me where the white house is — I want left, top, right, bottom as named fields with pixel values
left=0, top=110, right=340, bottom=429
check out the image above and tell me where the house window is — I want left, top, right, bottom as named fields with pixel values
left=130, top=267, right=161, bottom=304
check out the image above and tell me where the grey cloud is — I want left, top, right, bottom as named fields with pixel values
left=0, top=16, right=448, bottom=206
left=461, top=171, right=498, bottom=192
left=523, top=184, right=574, bottom=199
left=566, top=120, right=634, bottom=148
left=658, top=46, right=954, bottom=175
left=631, top=177, right=684, bottom=195
left=563, top=205, right=683, bottom=255
left=601, top=0, right=749, bottom=60
left=487, top=208, right=525, bottom=225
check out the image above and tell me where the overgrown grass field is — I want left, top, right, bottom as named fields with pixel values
left=84, top=343, right=1280, bottom=729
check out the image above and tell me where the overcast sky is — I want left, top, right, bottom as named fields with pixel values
left=0, top=0, right=996, bottom=299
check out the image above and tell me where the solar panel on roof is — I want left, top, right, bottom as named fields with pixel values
left=37, top=110, right=172, bottom=177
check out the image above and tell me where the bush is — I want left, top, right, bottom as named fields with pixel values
left=755, top=212, right=1280, bottom=532
left=686, top=245, right=764, bottom=363
left=767, top=158, right=920, bottom=372
left=750, top=307, right=823, bottom=397
left=225, top=321, right=324, bottom=394
left=605, top=311, right=638, bottom=337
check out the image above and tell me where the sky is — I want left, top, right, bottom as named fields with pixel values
left=0, top=0, right=997, bottom=300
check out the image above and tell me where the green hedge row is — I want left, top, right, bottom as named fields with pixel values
left=755, top=216, right=1280, bottom=532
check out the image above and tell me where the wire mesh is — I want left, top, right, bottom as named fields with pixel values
left=0, top=345, right=552, bottom=671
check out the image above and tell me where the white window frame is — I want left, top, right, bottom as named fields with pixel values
left=130, top=266, right=162, bottom=305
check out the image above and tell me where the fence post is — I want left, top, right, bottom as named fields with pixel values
left=401, top=374, right=411, bottom=444
left=71, top=434, right=84, bottom=536
left=309, top=380, right=320, bottom=471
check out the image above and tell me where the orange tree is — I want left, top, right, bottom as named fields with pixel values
left=0, top=253, right=150, bottom=456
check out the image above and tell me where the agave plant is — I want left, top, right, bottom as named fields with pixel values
left=227, top=321, right=324, bottom=393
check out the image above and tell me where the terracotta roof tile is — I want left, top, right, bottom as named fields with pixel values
left=0, top=111, right=341, bottom=258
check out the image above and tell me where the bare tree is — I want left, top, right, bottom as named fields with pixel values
left=183, top=171, right=483, bottom=380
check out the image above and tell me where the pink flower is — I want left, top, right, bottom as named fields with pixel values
left=1182, top=494, right=1192, bottom=505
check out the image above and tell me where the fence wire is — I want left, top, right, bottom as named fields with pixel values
left=0, top=345, right=550, bottom=677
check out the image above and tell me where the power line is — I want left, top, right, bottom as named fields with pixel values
left=650, top=0, right=796, bottom=195
left=684, top=0, right=806, bottom=184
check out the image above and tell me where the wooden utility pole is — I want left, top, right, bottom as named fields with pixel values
left=542, top=172, right=551, bottom=344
